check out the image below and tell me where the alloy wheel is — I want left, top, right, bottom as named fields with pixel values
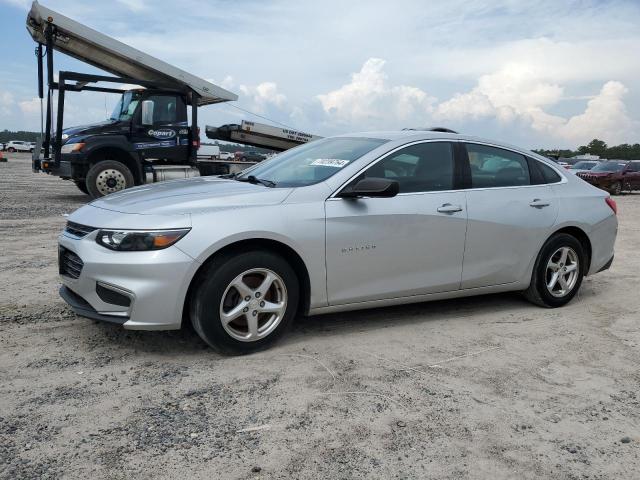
left=219, top=268, right=287, bottom=342
left=545, top=246, right=579, bottom=298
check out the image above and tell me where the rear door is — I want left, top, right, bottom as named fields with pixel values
left=131, top=94, right=189, bottom=162
left=325, top=141, right=468, bottom=305
left=461, top=143, right=559, bottom=289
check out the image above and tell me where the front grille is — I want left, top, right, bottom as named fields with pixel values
left=65, top=221, right=96, bottom=238
left=59, top=246, right=84, bottom=279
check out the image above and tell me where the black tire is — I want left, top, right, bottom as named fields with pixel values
left=190, top=250, right=299, bottom=354
left=610, top=181, right=622, bottom=195
left=74, top=180, right=89, bottom=195
left=7, top=147, right=15, bottom=153
left=524, top=233, right=585, bottom=308
left=241, top=156, right=247, bottom=161
left=85, top=160, right=135, bottom=199
left=30, top=148, right=34, bottom=153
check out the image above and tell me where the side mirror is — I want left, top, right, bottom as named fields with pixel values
left=339, top=177, right=400, bottom=198
left=141, top=100, right=154, bottom=126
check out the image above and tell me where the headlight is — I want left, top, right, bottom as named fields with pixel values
left=60, top=142, right=85, bottom=154
left=96, top=229, right=190, bottom=251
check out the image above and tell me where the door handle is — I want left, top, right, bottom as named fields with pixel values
left=529, top=199, right=550, bottom=208
left=437, top=203, right=463, bottom=213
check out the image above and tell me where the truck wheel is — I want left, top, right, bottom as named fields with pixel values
left=74, top=180, right=89, bottom=195
left=190, top=250, right=299, bottom=354
left=86, top=160, right=135, bottom=198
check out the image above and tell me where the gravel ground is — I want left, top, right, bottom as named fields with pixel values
left=1, top=153, right=639, bottom=479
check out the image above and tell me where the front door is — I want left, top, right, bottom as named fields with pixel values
left=461, top=143, right=559, bottom=288
left=131, top=93, right=189, bottom=162
left=325, top=141, right=467, bottom=305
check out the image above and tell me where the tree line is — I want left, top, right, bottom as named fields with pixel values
left=534, top=139, right=640, bottom=160
left=2, top=130, right=638, bottom=159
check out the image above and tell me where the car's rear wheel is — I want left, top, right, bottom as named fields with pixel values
left=86, top=160, right=135, bottom=198
left=7, top=147, right=15, bottom=153
left=524, top=233, right=585, bottom=308
left=190, top=250, right=299, bottom=354
left=610, top=181, right=622, bottom=195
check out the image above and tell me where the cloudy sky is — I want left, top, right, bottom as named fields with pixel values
left=1, top=0, right=639, bottom=148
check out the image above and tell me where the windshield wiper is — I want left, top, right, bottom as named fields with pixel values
left=235, top=175, right=276, bottom=188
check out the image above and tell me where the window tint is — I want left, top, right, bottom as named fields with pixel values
left=147, top=95, right=180, bottom=124
left=531, top=160, right=562, bottom=183
left=466, top=144, right=530, bottom=188
left=360, top=142, right=454, bottom=193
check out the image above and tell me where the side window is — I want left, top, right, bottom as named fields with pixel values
left=537, top=161, right=562, bottom=183
left=466, top=144, right=530, bottom=188
left=629, top=162, right=640, bottom=172
left=360, top=142, right=454, bottom=193
left=146, top=95, right=184, bottom=125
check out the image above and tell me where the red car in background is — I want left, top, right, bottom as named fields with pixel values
left=576, top=160, right=640, bottom=195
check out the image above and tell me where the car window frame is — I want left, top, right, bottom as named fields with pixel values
left=460, top=142, right=566, bottom=191
left=329, top=139, right=466, bottom=199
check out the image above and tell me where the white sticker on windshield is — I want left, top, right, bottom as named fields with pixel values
left=310, top=158, right=350, bottom=168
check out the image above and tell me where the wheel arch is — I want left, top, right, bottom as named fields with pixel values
left=549, top=225, right=593, bottom=275
left=181, top=237, right=312, bottom=327
left=87, top=146, right=143, bottom=185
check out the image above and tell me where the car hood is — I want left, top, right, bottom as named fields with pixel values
left=90, top=176, right=293, bottom=215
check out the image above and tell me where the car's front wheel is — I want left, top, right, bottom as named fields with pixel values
left=524, top=233, right=585, bottom=307
left=190, top=250, right=299, bottom=354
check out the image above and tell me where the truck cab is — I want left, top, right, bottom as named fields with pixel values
left=56, top=88, right=194, bottom=196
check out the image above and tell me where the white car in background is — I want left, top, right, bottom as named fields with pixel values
left=6, top=140, right=35, bottom=152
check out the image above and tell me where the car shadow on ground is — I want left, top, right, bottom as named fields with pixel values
left=81, top=292, right=532, bottom=356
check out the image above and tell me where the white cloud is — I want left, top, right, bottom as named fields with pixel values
left=18, top=97, right=41, bottom=115
left=239, top=82, right=287, bottom=113
left=0, top=91, right=15, bottom=115
left=317, top=58, right=435, bottom=129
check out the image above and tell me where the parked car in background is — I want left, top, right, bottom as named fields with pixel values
left=576, top=160, right=640, bottom=195
left=569, top=160, right=599, bottom=174
left=6, top=140, right=35, bottom=152
left=558, top=161, right=571, bottom=169
left=58, top=131, right=617, bottom=353
left=219, top=151, right=233, bottom=161
left=235, top=150, right=265, bottom=162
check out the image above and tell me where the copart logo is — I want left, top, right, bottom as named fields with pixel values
left=148, top=129, right=176, bottom=140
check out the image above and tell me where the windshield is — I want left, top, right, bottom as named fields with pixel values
left=110, top=91, right=144, bottom=121
left=591, top=162, right=627, bottom=173
left=571, top=161, right=596, bottom=169
left=237, top=137, right=388, bottom=187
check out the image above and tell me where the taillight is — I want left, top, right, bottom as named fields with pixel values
left=605, top=197, right=617, bottom=215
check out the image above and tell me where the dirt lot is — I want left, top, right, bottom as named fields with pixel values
left=1, top=152, right=638, bottom=479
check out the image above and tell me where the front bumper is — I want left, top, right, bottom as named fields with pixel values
left=58, top=230, right=197, bottom=330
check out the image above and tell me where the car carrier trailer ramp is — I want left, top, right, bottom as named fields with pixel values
left=26, top=1, right=237, bottom=106
left=206, top=121, right=322, bottom=152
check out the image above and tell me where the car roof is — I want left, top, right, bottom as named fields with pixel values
left=335, top=130, right=544, bottom=160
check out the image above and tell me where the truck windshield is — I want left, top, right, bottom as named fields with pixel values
left=110, top=91, right=143, bottom=121
left=236, top=137, right=388, bottom=187
left=591, top=162, right=627, bottom=173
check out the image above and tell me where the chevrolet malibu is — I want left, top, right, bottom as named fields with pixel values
left=58, top=130, right=618, bottom=354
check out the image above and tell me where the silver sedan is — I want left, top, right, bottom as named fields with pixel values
left=58, top=130, right=618, bottom=353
